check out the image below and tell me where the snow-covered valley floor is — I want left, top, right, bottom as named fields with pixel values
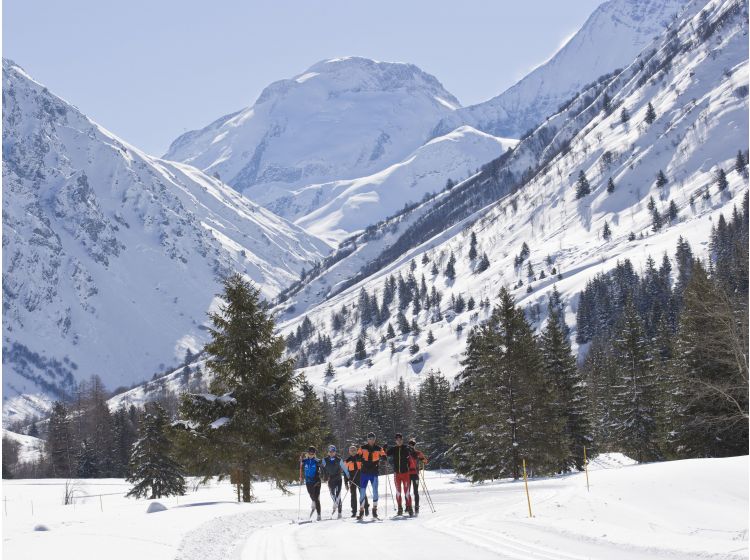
left=2, top=454, right=747, bottom=560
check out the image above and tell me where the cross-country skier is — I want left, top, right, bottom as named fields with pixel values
left=407, top=437, right=428, bottom=516
left=357, top=432, right=387, bottom=520
left=386, top=433, right=416, bottom=516
left=321, top=444, right=348, bottom=518
left=344, top=444, right=369, bottom=517
left=300, top=446, right=322, bottom=521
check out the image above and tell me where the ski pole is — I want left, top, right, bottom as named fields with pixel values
left=419, top=470, right=433, bottom=513
left=420, top=467, right=436, bottom=513
left=297, top=459, right=303, bottom=523
left=386, top=461, right=397, bottom=512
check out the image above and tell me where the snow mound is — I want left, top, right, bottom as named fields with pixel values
left=588, top=452, right=637, bottom=470
left=146, top=502, right=167, bottom=513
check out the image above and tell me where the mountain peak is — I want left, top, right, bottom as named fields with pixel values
left=165, top=57, right=462, bottom=196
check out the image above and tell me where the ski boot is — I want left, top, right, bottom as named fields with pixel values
left=365, top=504, right=370, bottom=517
left=357, top=507, right=365, bottom=521
left=351, top=511, right=357, bottom=518
left=317, top=513, right=322, bottom=521
left=372, top=506, right=379, bottom=519
left=397, top=506, right=403, bottom=516
left=406, top=505, right=414, bottom=517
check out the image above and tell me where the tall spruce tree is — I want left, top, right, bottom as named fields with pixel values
left=670, top=261, right=748, bottom=457
left=415, top=371, right=452, bottom=468
left=540, top=303, right=591, bottom=470
left=127, top=404, right=185, bottom=499
left=575, top=170, right=591, bottom=199
left=450, top=289, right=567, bottom=481
left=176, top=274, right=311, bottom=501
left=610, top=300, right=661, bottom=462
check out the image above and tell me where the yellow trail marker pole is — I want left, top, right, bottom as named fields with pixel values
left=584, top=446, right=590, bottom=492
left=522, top=459, right=533, bottom=518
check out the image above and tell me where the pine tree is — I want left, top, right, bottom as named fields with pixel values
left=671, top=261, right=749, bottom=457
left=409, top=343, right=420, bottom=355
left=668, top=200, right=678, bottom=222
left=575, top=170, right=591, bottom=199
left=644, top=102, right=656, bottom=125
left=46, top=401, right=75, bottom=478
left=415, top=371, right=452, bottom=468
left=176, top=274, right=312, bottom=501
left=444, top=252, right=457, bottom=280
left=610, top=301, right=661, bottom=462
left=620, top=106, right=630, bottom=124
left=606, top=177, right=615, bottom=194
left=540, top=303, right=591, bottom=470
left=601, top=91, right=612, bottom=114
left=127, top=404, right=185, bottom=499
left=386, top=323, right=396, bottom=339
left=656, top=170, right=668, bottom=189
left=450, top=289, right=567, bottom=481
left=716, top=168, right=728, bottom=191
left=397, top=311, right=410, bottom=335
left=325, top=362, right=335, bottom=379
left=354, top=337, right=367, bottom=361
left=735, top=149, right=747, bottom=174
left=426, top=330, right=436, bottom=345
left=468, top=232, right=478, bottom=261
left=476, top=252, right=490, bottom=273
left=603, top=221, right=612, bottom=241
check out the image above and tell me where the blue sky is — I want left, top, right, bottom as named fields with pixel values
left=4, top=0, right=602, bottom=155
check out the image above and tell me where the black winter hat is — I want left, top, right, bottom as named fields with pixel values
left=308, top=446, right=317, bottom=453
left=367, top=432, right=376, bottom=439
left=395, top=432, right=403, bottom=439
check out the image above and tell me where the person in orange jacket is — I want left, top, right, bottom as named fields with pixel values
left=407, top=437, right=428, bottom=516
left=344, top=444, right=369, bottom=517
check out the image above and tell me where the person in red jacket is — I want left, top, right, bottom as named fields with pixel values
left=407, top=437, right=428, bottom=515
left=385, top=433, right=416, bottom=516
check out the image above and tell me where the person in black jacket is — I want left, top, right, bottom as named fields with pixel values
left=320, top=445, right=349, bottom=518
left=385, top=433, right=416, bottom=516
left=344, top=444, right=369, bottom=517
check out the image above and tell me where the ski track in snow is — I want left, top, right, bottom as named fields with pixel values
left=179, top=469, right=745, bottom=560
left=176, top=509, right=291, bottom=560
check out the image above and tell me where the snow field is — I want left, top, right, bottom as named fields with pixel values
left=2, top=455, right=747, bottom=560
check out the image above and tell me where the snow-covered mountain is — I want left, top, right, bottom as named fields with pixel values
left=164, top=57, right=461, bottom=210
left=432, top=0, right=690, bottom=139
left=282, top=126, right=516, bottom=244
left=277, top=0, right=748, bottom=396
left=2, top=59, right=329, bottom=421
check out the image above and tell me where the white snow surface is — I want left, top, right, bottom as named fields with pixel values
left=433, top=0, right=690, bottom=139
left=2, top=455, right=747, bottom=559
left=2, top=59, right=329, bottom=414
left=279, top=0, right=749, bottom=397
left=164, top=57, right=462, bottom=211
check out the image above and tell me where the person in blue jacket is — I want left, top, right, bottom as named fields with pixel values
left=321, top=444, right=349, bottom=518
left=300, top=446, right=322, bottom=520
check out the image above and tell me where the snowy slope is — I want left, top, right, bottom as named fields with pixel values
left=3, top=429, right=44, bottom=464
left=2, top=59, right=329, bottom=419
left=2, top=455, right=747, bottom=559
left=433, top=0, right=690, bottom=139
left=164, top=57, right=461, bottom=211
left=286, top=127, right=516, bottom=244
left=280, top=0, right=749, bottom=396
